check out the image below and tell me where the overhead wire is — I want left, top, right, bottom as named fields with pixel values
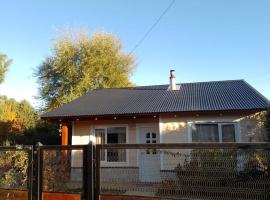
left=129, top=0, right=176, bottom=55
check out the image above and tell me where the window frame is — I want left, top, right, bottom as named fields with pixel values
left=188, top=121, right=240, bottom=143
left=92, top=124, right=129, bottom=165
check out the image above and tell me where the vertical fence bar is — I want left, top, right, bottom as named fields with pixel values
left=89, top=143, right=94, bottom=200
left=32, top=145, right=39, bottom=200
left=37, top=145, right=43, bottom=200
left=83, top=143, right=93, bottom=200
left=95, top=145, right=101, bottom=200
left=27, top=146, right=33, bottom=200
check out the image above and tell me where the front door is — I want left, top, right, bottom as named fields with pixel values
left=139, top=127, right=161, bottom=182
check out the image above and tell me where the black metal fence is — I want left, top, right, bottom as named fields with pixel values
left=0, top=144, right=93, bottom=200
left=0, top=143, right=269, bottom=200
left=37, top=145, right=93, bottom=200
left=95, top=143, right=270, bottom=200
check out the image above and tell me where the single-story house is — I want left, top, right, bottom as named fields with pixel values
left=41, top=70, right=269, bottom=182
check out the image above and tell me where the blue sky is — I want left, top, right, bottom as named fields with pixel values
left=0, top=0, right=269, bottom=107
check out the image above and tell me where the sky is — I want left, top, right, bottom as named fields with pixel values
left=0, top=0, right=269, bottom=107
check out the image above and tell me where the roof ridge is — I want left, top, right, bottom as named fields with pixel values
left=91, top=79, right=245, bottom=91
left=129, top=79, right=245, bottom=90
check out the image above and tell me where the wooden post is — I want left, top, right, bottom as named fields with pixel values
left=61, top=124, right=68, bottom=145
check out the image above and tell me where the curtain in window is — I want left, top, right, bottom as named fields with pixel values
left=95, top=129, right=105, bottom=161
left=222, top=124, right=236, bottom=142
left=192, top=124, right=219, bottom=142
left=107, top=127, right=126, bottom=162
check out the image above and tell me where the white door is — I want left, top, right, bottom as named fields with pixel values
left=139, top=127, right=161, bottom=182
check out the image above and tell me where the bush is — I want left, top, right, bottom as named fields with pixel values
left=0, top=150, right=28, bottom=189
left=265, top=106, right=270, bottom=141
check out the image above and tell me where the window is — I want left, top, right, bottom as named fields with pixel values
left=221, top=124, right=236, bottom=142
left=95, top=129, right=105, bottom=161
left=94, top=127, right=127, bottom=162
left=191, top=123, right=236, bottom=142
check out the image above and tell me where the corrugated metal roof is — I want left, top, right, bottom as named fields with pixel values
left=41, top=80, right=269, bottom=118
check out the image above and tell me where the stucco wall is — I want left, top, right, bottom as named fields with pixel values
left=71, top=118, right=158, bottom=168
left=159, top=111, right=267, bottom=170
left=159, top=111, right=267, bottom=143
left=70, top=111, right=267, bottom=171
left=238, top=111, right=267, bottom=142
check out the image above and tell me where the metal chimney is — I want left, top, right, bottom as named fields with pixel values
left=169, top=70, right=176, bottom=90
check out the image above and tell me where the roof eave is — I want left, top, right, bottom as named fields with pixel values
left=40, top=108, right=267, bottom=121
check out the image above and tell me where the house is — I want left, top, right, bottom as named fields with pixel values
left=41, top=70, right=269, bottom=182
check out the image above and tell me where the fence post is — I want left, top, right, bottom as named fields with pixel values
left=95, top=145, right=100, bottom=200
left=83, top=142, right=94, bottom=200
left=26, top=146, right=34, bottom=200
left=31, top=144, right=40, bottom=200
left=37, top=142, right=43, bottom=200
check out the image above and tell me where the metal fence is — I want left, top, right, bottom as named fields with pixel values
left=0, top=146, right=33, bottom=200
left=96, top=143, right=270, bottom=200
left=37, top=145, right=93, bottom=200
left=0, top=144, right=93, bottom=200
left=0, top=143, right=269, bottom=200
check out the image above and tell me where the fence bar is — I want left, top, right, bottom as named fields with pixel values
left=0, top=145, right=33, bottom=151
left=39, top=145, right=86, bottom=150
left=27, top=146, right=33, bottom=200
left=97, top=142, right=270, bottom=149
left=37, top=145, right=43, bottom=200
left=32, top=145, right=39, bottom=200
left=83, top=142, right=93, bottom=200
left=95, top=145, right=101, bottom=200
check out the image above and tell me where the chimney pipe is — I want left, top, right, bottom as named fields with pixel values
left=169, top=70, right=176, bottom=90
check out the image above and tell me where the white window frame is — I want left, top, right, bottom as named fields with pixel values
left=92, top=124, right=129, bottom=166
left=187, top=121, right=240, bottom=143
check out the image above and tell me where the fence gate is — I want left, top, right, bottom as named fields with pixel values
left=0, top=146, right=33, bottom=200
left=34, top=144, right=94, bottom=200
left=0, top=144, right=94, bottom=200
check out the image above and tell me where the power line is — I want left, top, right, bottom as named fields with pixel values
left=129, top=0, right=176, bottom=55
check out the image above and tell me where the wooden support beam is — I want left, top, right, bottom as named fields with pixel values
left=61, top=124, right=68, bottom=145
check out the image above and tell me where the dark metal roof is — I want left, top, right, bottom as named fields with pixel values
left=41, top=80, right=269, bottom=119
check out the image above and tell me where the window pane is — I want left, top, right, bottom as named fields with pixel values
left=107, top=127, right=126, bottom=143
left=192, top=124, right=219, bottom=142
left=222, top=124, right=235, bottom=142
left=95, top=129, right=105, bottom=144
left=95, top=129, right=105, bottom=161
left=107, top=127, right=126, bottom=162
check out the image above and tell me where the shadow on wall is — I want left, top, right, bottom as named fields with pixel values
left=239, top=111, right=268, bottom=142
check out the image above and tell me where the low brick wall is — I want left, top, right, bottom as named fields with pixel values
left=0, top=189, right=28, bottom=200
left=0, top=189, right=161, bottom=200
left=101, top=195, right=159, bottom=200
left=0, top=189, right=81, bottom=200
left=43, top=192, right=81, bottom=200
left=71, top=167, right=140, bottom=183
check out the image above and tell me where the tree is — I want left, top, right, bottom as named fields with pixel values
left=0, top=96, right=38, bottom=143
left=0, top=53, right=12, bottom=83
left=35, top=30, right=135, bottom=110
left=266, top=106, right=270, bottom=141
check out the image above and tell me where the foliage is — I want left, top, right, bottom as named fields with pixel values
left=35, top=30, right=136, bottom=111
left=0, top=95, right=60, bottom=145
left=0, top=53, right=12, bottom=84
left=0, top=96, right=38, bottom=143
left=265, top=106, right=270, bottom=141
left=15, top=121, right=61, bottom=145
left=43, top=150, right=81, bottom=192
left=0, top=150, right=28, bottom=189
left=158, top=149, right=270, bottom=198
